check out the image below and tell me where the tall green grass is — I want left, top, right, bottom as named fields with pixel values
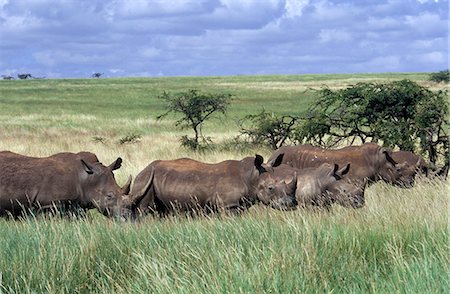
left=0, top=179, right=447, bottom=293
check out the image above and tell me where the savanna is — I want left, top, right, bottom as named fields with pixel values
left=0, top=73, right=447, bottom=293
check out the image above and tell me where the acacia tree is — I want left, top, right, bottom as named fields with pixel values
left=157, top=89, right=232, bottom=150
left=17, top=73, right=33, bottom=79
left=239, top=110, right=297, bottom=149
left=414, top=91, right=449, bottom=164
left=295, top=80, right=449, bottom=165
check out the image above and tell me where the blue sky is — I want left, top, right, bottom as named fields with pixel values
left=0, top=0, right=448, bottom=78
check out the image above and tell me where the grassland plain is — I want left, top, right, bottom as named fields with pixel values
left=0, top=73, right=448, bottom=293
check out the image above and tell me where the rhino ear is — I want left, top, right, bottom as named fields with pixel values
left=269, top=153, right=284, bottom=168
left=285, top=172, right=297, bottom=191
left=109, top=157, right=123, bottom=171
left=122, top=175, right=132, bottom=195
left=333, top=163, right=339, bottom=174
left=326, top=163, right=338, bottom=176
left=132, top=168, right=155, bottom=205
left=330, top=163, right=351, bottom=180
left=337, top=163, right=351, bottom=176
left=381, top=148, right=397, bottom=166
left=254, top=154, right=264, bottom=168
left=81, top=159, right=94, bottom=175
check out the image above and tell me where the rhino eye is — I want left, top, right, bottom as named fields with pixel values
left=106, top=192, right=114, bottom=199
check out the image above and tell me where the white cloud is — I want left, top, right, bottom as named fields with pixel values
left=139, top=47, right=160, bottom=59
left=319, top=29, right=352, bottom=43
left=220, top=0, right=279, bottom=9
left=109, top=68, right=124, bottom=74
left=0, top=0, right=8, bottom=9
left=355, top=56, right=402, bottom=72
left=416, top=0, right=439, bottom=3
left=0, top=13, right=43, bottom=31
left=411, top=39, right=435, bottom=49
left=33, top=51, right=57, bottom=67
left=311, top=0, right=357, bottom=21
left=284, top=0, right=309, bottom=19
left=405, top=12, right=443, bottom=33
left=205, top=0, right=283, bottom=30
left=367, top=16, right=401, bottom=30
left=33, top=50, right=110, bottom=67
left=108, top=0, right=211, bottom=18
left=410, top=51, right=445, bottom=64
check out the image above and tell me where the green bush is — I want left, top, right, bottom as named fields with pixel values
left=429, top=70, right=449, bottom=83
left=239, top=110, right=297, bottom=149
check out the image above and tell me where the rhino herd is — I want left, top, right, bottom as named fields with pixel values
left=0, top=143, right=447, bottom=220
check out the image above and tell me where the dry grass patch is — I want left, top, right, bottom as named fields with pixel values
left=213, top=78, right=448, bottom=92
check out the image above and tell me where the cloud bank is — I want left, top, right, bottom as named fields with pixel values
left=0, top=0, right=448, bottom=78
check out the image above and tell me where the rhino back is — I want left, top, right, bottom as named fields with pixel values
left=0, top=152, right=81, bottom=214
left=270, top=145, right=378, bottom=182
left=135, top=158, right=255, bottom=212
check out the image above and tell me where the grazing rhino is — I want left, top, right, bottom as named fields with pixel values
left=391, top=150, right=449, bottom=180
left=256, top=163, right=365, bottom=209
left=391, top=150, right=429, bottom=178
left=268, top=143, right=412, bottom=188
left=0, top=151, right=132, bottom=218
left=130, top=154, right=296, bottom=216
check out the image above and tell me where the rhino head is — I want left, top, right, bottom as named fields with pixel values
left=79, top=158, right=133, bottom=219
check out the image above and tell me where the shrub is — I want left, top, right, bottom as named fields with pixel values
left=118, top=133, right=141, bottom=145
left=239, top=110, right=297, bottom=149
left=92, top=136, right=107, bottom=144
left=429, top=70, right=449, bottom=83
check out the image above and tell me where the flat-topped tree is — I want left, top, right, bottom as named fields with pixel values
left=17, top=73, right=32, bottom=79
left=157, top=89, right=232, bottom=150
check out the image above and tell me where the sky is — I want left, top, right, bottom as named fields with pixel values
left=0, top=0, right=448, bottom=78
